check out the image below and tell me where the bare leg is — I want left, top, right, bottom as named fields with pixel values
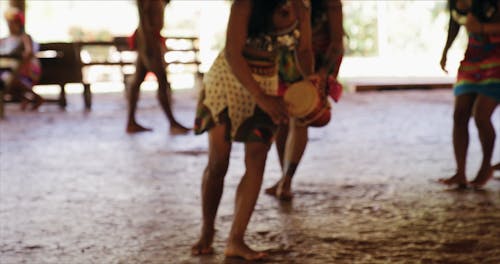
left=6, top=77, right=43, bottom=111
left=264, top=124, right=287, bottom=196
left=275, top=124, right=289, bottom=169
left=224, top=141, right=270, bottom=260
left=266, top=119, right=308, bottom=200
left=439, top=94, right=476, bottom=187
left=126, top=59, right=152, bottom=133
left=192, top=124, right=231, bottom=255
left=469, top=95, right=498, bottom=187
left=152, top=64, right=190, bottom=134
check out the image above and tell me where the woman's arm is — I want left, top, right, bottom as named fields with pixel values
left=321, top=0, right=344, bottom=79
left=225, top=0, right=288, bottom=124
left=441, top=12, right=461, bottom=73
left=293, top=0, right=314, bottom=77
left=225, top=0, right=265, bottom=99
left=20, top=34, right=34, bottom=61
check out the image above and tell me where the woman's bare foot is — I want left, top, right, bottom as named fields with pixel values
left=126, top=121, right=152, bottom=133
left=191, top=228, right=215, bottom=256
left=264, top=183, right=278, bottom=196
left=224, top=240, right=267, bottom=261
left=438, top=174, right=468, bottom=189
left=264, top=178, right=293, bottom=201
left=31, top=96, right=44, bottom=111
left=169, top=122, right=190, bottom=135
left=469, top=166, right=493, bottom=188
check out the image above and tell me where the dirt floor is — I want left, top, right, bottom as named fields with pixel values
left=1, top=88, right=499, bottom=264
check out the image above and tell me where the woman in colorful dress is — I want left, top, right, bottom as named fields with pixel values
left=0, top=7, right=43, bottom=110
left=439, top=0, right=500, bottom=188
left=191, top=0, right=313, bottom=260
left=266, top=0, right=344, bottom=200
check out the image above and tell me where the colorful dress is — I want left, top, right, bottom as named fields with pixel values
left=0, top=35, right=41, bottom=87
left=194, top=21, right=301, bottom=143
left=454, top=2, right=500, bottom=102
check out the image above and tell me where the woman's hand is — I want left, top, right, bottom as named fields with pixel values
left=465, top=14, right=483, bottom=33
left=440, top=54, right=448, bottom=74
left=312, top=71, right=327, bottom=97
left=308, top=73, right=327, bottom=99
left=254, top=93, right=289, bottom=125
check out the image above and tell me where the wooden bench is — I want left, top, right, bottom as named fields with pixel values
left=2, top=36, right=201, bottom=113
left=1, top=43, right=91, bottom=113
left=111, top=36, right=202, bottom=74
left=0, top=54, right=18, bottom=118
left=164, top=36, right=202, bottom=78
left=37, top=42, right=91, bottom=109
left=77, top=36, right=202, bottom=97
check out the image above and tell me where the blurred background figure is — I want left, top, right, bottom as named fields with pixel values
left=439, top=0, right=500, bottom=188
left=0, top=6, right=43, bottom=111
left=266, top=0, right=345, bottom=200
left=126, top=0, right=190, bottom=134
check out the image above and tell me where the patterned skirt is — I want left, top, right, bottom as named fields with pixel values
left=454, top=35, right=500, bottom=102
left=194, top=51, right=278, bottom=143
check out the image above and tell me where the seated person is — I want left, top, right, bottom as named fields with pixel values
left=0, top=7, right=43, bottom=110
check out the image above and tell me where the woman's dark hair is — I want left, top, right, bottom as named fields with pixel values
left=310, top=0, right=324, bottom=21
left=247, top=0, right=287, bottom=37
left=449, top=0, right=498, bottom=21
left=472, top=0, right=498, bottom=21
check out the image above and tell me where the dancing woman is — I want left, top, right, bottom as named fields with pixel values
left=440, top=0, right=500, bottom=188
left=266, top=0, right=344, bottom=200
left=191, top=0, right=313, bottom=260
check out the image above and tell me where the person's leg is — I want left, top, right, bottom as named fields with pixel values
left=266, top=118, right=308, bottom=200
left=8, top=78, right=31, bottom=110
left=151, top=60, right=190, bottom=134
left=192, top=123, right=232, bottom=255
left=439, top=94, right=476, bottom=187
left=264, top=124, right=287, bottom=194
left=6, top=76, right=43, bottom=111
left=469, top=95, right=499, bottom=187
left=275, top=124, right=288, bottom=169
left=19, top=78, right=44, bottom=111
left=224, top=141, right=270, bottom=260
left=29, top=89, right=44, bottom=111
left=126, top=59, right=150, bottom=133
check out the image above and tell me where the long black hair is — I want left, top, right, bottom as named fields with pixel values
left=247, top=0, right=288, bottom=37
left=311, top=0, right=324, bottom=22
left=449, top=0, right=498, bottom=21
